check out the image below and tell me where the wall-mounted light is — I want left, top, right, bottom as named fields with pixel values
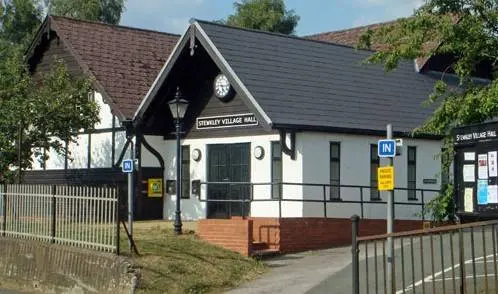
left=254, top=146, right=265, bottom=160
left=192, top=148, right=202, bottom=162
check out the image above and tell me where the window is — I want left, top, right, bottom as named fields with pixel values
left=408, top=146, right=417, bottom=200
left=330, top=142, right=341, bottom=199
left=370, top=144, right=380, bottom=200
left=271, top=142, right=282, bottom=199
left=181, top=145, right=190, bottom=199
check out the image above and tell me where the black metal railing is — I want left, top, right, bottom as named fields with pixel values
left=197, top=181, right=440, bottom=220
left=352, top=216, right=498, bottom=294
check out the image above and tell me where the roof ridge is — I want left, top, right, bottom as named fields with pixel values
left=50, top=15, right=180, bottom=37
left=305, top=18, right=403, bottom=38
left=193, top=19, right=376, bottom=53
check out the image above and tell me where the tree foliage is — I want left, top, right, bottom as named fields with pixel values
left=0, top=0, right=127, bottom=182
left=0, top=0, right=43, bottom=46
left=220, top=0, right=299, bottom=35
left=50, top=0, right=125, bottom=24
left=359, top=0, right=498, bottom=221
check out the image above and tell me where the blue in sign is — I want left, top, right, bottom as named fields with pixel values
left=378, top=139, right=396, bottom=158
left=122, top=159, right=134, bottom=173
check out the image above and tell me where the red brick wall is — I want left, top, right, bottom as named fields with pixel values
left=250, top=218, right=280, bottom=249
left=197, top=219, right=251, bottom=256
left=279, top=218, right=423, bottom=253
left=197, top=217, right=423, bottom=256
left=279, top=218, right=351, bottom=252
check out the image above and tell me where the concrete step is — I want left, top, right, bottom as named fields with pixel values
left=250, top=241, right=268, bottom=251
left=250, top=248, right=280, bottom=259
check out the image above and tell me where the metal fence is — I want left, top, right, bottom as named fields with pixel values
left=0, top=184, right=119, bottom=253
left=352, top=217, right=498, bottom=294
left=198, top=182, right=440, bottom=220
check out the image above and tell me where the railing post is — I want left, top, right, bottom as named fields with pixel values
left=351, top=215, right=360, bottom=294
left=360, top=188, right=364, bottom=219
left=51, top=185, right=56, bottom=243
left=323, top=185, right=327, bottom=218
left=459, top=227, right=465, bottom=293
left=278, top=183, right=282, bottom=218
left=241, top=185, right=246, bottom=219
left=421, top=190, right=425, bottom=222
left=2, top=185, right=6, bottom=237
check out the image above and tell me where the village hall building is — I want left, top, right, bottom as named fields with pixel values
left=23, top=16, right=480, bottom=224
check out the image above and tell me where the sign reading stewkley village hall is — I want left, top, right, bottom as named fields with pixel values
left=197, top=113, right=258, bottom=129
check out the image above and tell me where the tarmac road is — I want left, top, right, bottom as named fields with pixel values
left=309, top=228, right=497, bottom=293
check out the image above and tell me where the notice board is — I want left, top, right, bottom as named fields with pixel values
left=454, top=121, right=498, bottom=218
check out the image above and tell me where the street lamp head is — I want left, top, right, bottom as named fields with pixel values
left=168, top=87, right=189, bottom=120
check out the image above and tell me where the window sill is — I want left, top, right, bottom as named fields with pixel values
left=408, top=198, right=419, bottom=201
left=329, top=198, right=342, bottom=202
left=370, top=198, right=382, bottom=202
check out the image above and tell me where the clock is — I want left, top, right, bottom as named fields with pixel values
left=254, top=146, right=265, bottom=160
left=213, top=74, right=234, bottom=101
left=192, top=148, right=202, bottom=162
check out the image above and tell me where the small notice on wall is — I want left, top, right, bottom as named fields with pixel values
left=478, top=179, right=488, bottom=205
left=488, top=185, right=498, bottom=204
left=489, top=151, right=498, bottom=177
left=478, top=154, right=489, bottom=179
left=464, top=152, right=476, bottom=161
left=464, top=188, right=474, bottom=212
left=463, top=164, right=475, bottom=182
left=147, top=178, right=163, bottom=197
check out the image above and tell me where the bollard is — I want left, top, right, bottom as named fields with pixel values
left=351, top=215, right=360, bottom=294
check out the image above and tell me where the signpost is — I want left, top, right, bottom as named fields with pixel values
left=378, top=125, right=395, bottom=293
left=122, top=155, right=134, bottom=250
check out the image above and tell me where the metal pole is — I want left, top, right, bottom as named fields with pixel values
left=351, top=214, right=360, bottom=294
left=386, top=123, right=394, bottom=293
left=174, top=120, right=183, bottom=235
left=127, top=139, right=134, bottom=249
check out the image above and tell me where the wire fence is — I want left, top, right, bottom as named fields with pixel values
left=0, top=184, right=119, bottom=253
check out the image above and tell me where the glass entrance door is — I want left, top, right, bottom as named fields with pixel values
left=207, top=143, right=250, bottom=218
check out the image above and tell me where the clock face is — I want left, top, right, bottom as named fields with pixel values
left=214, top=74, right=232, bottom=99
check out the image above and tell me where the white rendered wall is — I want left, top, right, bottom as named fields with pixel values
left=141, top=134, right=306, bottom=220
left=299, top=132, right=442, bottom=220
left=37, top=92, right=116, bottom=170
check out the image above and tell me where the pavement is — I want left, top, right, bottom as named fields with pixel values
left=226, top=246, right=353, bottom=294
left=227, top=228, right=498, bottom=294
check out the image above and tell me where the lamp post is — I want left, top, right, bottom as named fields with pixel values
left=168, top=87, right=189, bottom=235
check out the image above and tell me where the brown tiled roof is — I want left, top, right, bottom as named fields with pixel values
left=307, top=19, right=431, bottom=70
left=49, top=16, right=180, bottom=119
left=307, top=15, right=461, bottom=72
left=306, top=20, right=398, bottom=52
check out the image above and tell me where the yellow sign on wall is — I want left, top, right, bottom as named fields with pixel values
left=147, top=178, right=163, bottom=197
left=378, top=166, right=394, bottom=191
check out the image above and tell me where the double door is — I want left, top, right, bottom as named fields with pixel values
left=207, top=143, right=250, bottom=219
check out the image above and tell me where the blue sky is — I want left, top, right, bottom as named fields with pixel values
left=121, top=0, right=423, bottom=36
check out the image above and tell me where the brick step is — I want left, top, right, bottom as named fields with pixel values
left=250, top=248, right=280, bottom=259
left=250, top=241, right=268, bottom=251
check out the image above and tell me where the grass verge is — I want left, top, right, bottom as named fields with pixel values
left=120, top=221, right=265, bottom=294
